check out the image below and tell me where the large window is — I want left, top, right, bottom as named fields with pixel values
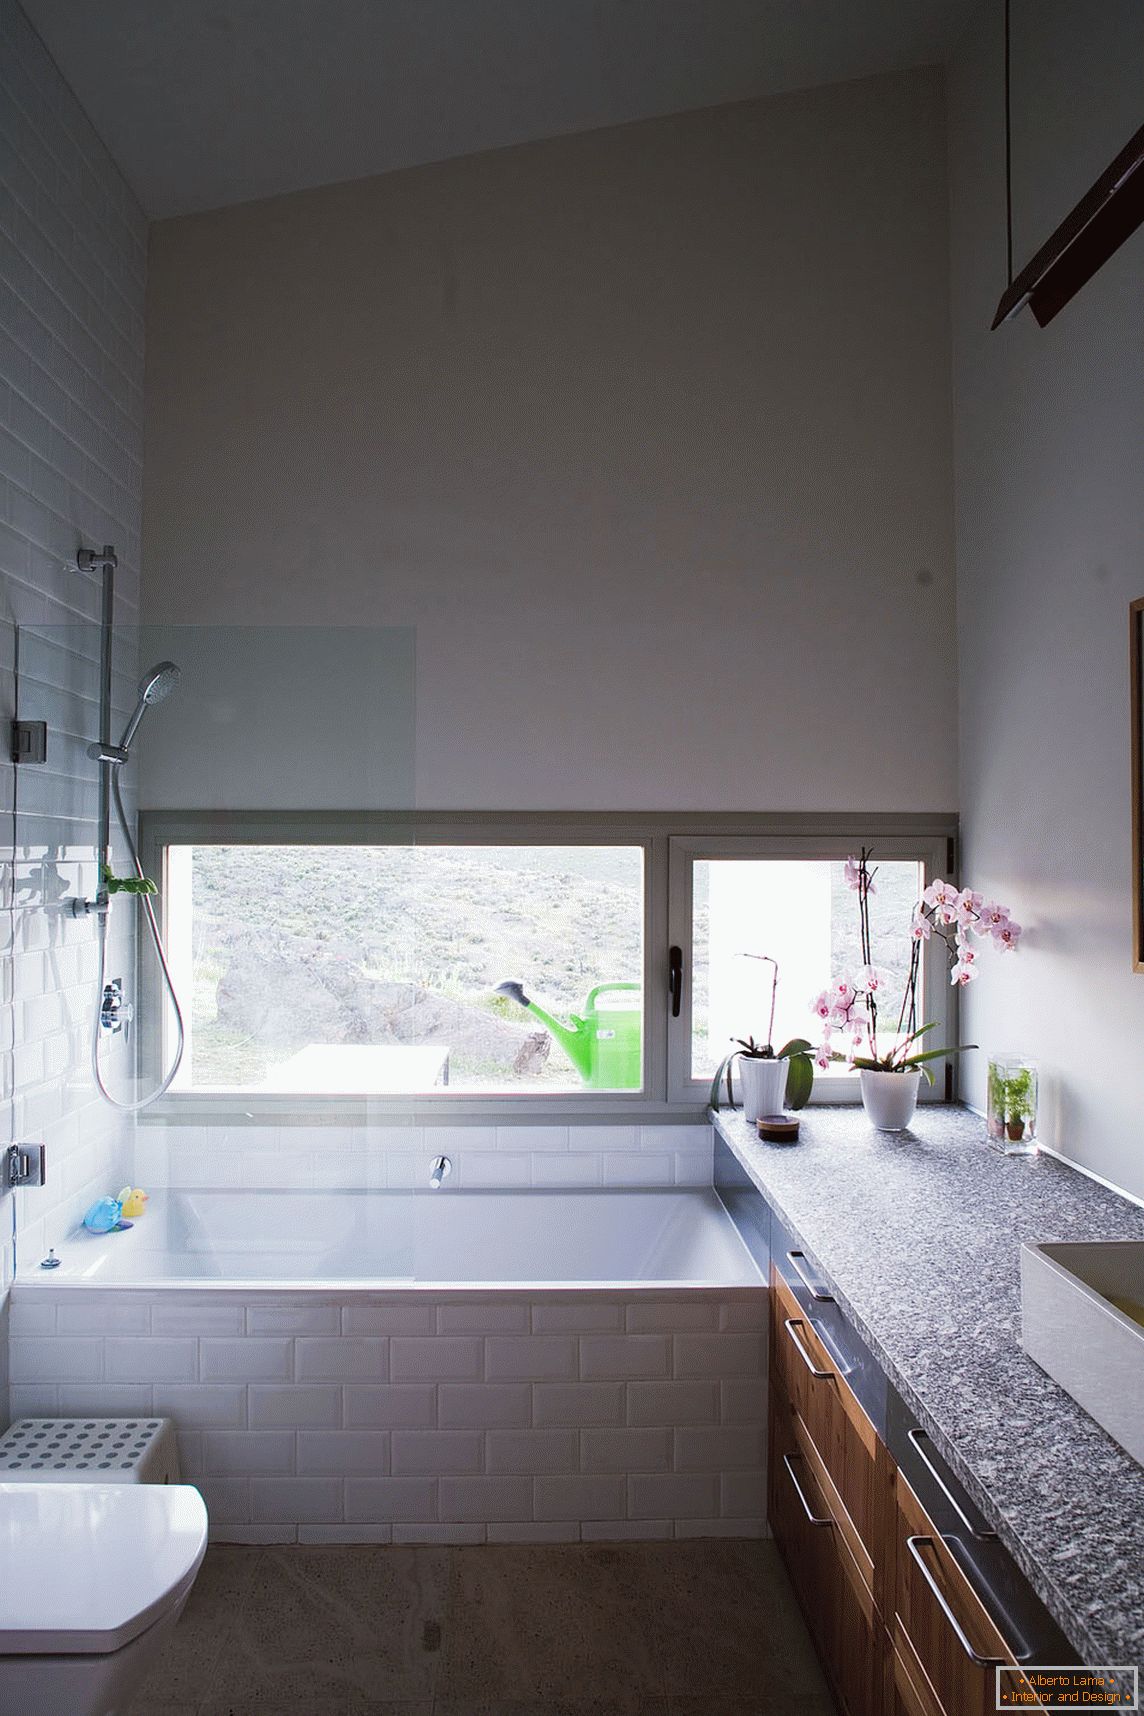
left=143, top=815, right=954, bottom=1115
left=165, top=843, right=645, bottom=1094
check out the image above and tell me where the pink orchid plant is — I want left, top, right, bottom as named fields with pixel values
left=810, top=850, right=1020, bottom=1078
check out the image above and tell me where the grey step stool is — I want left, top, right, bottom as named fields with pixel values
left=0, top=1417, right=180, bottom=1483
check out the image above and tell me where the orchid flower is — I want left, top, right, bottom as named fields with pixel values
left=810, top=851, right=1019, bottom=1074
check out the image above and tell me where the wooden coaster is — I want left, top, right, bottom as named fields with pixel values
left=757, top=1114, right=800, bottom=1144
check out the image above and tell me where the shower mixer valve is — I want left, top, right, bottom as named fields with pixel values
left=100, top=979, right=133, bottom=1037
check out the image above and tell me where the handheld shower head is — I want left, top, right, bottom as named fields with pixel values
left=139, top=661, right=181, bottom=706
left=116, top=660, right=181, bottom=754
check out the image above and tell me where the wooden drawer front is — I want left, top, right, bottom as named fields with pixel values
left=890, top=1626, right=1050, bottom=1716
left=788, top=1393, right=877, bottom=1619
left=769, top=1385, right=883, bottom=1716
left=893, top=1473, right=1040, bottom=1716
left=890, top=1634, right=946, bottom=1716
left=769, top=1387, right=836, bottom=1660
left=771, top=1271, right=880, bottom=1565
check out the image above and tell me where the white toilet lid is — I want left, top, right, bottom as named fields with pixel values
left=0, top=1482, right=208, bottom=1655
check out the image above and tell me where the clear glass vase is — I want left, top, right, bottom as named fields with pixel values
left=986, top=1054, right=1038, bottom=1156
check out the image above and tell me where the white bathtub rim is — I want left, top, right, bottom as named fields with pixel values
left=13, top=1274, right=764, bottom=1298
left=20, top=1185, right=761, bottom=1291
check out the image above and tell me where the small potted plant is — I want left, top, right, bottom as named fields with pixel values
left=812, top=852, right=1020, bottom=1132
left=986, top=1056, right=1038, bottom=1154
left=710, top=955, right=815, bottom=1121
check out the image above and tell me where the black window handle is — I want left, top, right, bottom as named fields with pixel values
left=668, top=945, right=683, bottom=1017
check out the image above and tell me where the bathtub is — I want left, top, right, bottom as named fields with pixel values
left=9, top=1186, right=768, bottom=1545
left=27, top=1187, right=761, bottom=1288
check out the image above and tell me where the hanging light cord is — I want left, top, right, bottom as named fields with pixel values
left=1004, top=0, right=1013, bottom=286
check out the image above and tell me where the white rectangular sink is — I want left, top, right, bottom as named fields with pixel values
left=1021, top=1241, right=1144, bottom=1466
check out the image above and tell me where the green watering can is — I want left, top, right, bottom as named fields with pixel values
left=495, top=980, right=642, bottom=1089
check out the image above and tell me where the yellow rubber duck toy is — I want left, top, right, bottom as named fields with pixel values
left=118, top=1186, right=149, bottom=1219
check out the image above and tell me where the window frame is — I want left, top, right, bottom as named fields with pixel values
left=667, top=832, right=954, bottom=1106
left=138, top=810, right=956, bottom=1125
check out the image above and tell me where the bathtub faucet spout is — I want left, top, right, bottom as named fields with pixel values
left=429, top=1155, right=452, bottom=1190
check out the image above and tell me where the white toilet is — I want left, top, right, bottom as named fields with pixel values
left=0, top=1481, right=208, bottom=1716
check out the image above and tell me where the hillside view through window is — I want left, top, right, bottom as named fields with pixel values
left=166, top=844, right=645, bottom=1094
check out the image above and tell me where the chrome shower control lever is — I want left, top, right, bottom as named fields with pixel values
left=430, top=1156, right=452, bottom=1189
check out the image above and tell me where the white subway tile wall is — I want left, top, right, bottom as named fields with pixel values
left=8, top=1286, right=767, bottom=1542
left=0, top=9, right=732, bottom=1548
left=134, top=1122, right=714, bottom=1192
left=0, top=0, right=148, bottom=1317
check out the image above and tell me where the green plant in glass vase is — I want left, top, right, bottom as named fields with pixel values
left=987, top=1062, right=1036, bottom=1143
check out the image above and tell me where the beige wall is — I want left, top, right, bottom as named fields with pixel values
left=949, top=0, right=1144, bottom=1199
left=142, top=68, right=956, bottom=812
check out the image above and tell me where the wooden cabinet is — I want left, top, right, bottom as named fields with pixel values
left=770, top=1272, right=889, bottom=1603
left=769, top=1376, right=885, bottom=1716
left=768, top=1261, right=1051, bottom=1716
left=891, top=1472, right=1047, bottom=1716
left=769, top=1269, right=887, bottom=1715
left=889, top=1632, right=947, bottom=1716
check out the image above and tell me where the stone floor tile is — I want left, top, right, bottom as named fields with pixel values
left=433, top=1545, right=665, bottom=1704
left=134, top=1545, right=265, bottom=1707
left=131, top=1538, right=829, bottom=1716
left=215, top=1545, right=449, bottom=1706
left=639, top=1541, right=832, bottom=1701
left=432, top=1699, right=670, bottom=1715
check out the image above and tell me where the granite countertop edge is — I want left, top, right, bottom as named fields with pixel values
left=710, top=1103, right=1144, bottom=1668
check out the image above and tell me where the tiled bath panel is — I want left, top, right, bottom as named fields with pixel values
left=134, top=1122, right=716, bottom=1192
left=8, top=1287, right=767, bottom=1541
left=132, top=1536, right=833, bottom=1714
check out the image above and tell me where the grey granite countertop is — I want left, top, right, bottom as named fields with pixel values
left=711, top=1103, right=1144, bottom=1668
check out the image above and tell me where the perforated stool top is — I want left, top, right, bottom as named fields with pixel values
left=0, top=1417, right=181, bottom=1483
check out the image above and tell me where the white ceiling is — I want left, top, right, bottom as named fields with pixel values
left=23, top=0, right=978, bottom=220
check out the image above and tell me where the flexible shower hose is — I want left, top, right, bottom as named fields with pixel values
left=90, top=768, right=185, bottom=1112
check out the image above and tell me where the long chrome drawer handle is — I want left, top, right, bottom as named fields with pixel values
left=786, top=1249, right=834, bottom=1302
left=783, top=1453, right=833, bottom=1527
left=907, top=1428, right=998, bottom=1541
left=783, top=1316, right=834, bottom=1381
left=906, top=1535, right=1029, bottom=1667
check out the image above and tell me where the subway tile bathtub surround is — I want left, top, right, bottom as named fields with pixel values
left=7, top=1286, right=766, bottom=1540
left=137, top=1121, right=715, bottom=1192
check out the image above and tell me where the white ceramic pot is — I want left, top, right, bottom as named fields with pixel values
left=737, top=1055, right=788, bottom=1123
left=859, top=1068, right=921, bottom=1132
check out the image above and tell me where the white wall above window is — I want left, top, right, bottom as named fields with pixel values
left=141, top=70, right=957, bottom=813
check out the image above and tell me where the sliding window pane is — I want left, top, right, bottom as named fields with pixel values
left=167, top=844, right=644, bottom=1094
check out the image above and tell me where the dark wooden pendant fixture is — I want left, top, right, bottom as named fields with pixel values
left=992, top=0, right=1144, bottom=329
